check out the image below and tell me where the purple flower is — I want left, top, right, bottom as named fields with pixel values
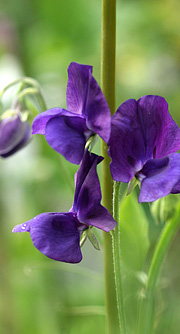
left=12, top=150, right=116, bottom=263
left=0, top=114, right=31, bottom=157
left=108, top=95, right=180, bottom=202
left=32, top=62, right=111, bottom=164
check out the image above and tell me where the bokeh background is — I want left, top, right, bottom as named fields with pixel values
left=0, top=0, right=180, bottom=333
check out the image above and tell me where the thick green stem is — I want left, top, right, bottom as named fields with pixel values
left=112, top=182, right=127, bottom=333
left=101, top=0, right=119, bottom=333
left=138, top=202, right=180, bottom=334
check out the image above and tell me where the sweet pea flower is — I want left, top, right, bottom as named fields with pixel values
left=32, top=62, right=111, bottom=164
left=0, top=113, right=31, bottom=157
left=12, top=150, right=116, bottom=263
left=108, top=95, right=180, bottom=202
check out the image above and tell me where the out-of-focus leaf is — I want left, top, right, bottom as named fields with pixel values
left=151, top=194, right=180, bottom=224
left=120, top=192, right=149, bottom=271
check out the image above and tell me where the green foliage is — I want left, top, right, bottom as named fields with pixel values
left=1, top=0, right=180, bottom=333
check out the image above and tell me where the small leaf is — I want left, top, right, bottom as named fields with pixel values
left=87, top=228, right=100, bottom=250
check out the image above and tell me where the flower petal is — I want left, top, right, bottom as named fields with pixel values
left=139, top=154, right=180, bottom=202
left=108, top=95, right=180, bottom=183
left=0, top=115, right=30, bottom=156
left=73, top=150, right=117, bottom=231
left=12, top=212, right=82, bottom=263
left=137, top=95, right=180, bottom=159
left=73, top=150, right=103, bottom=209
left=67, top=62, right=111, bottom=143
left=45, top=115, right=89, bottom=164
left=66, top=62, right=93, bottom=115
left=108, top=99, right=145, bottom=182
left=80, top=205, right=117, bottom=232
left=32, top=108, right=71, bottom=134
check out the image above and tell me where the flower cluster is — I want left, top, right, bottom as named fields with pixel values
left=13, top=62, right=180, bottom=263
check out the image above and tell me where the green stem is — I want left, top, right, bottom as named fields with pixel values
left=18, top=87, right=47, bottom=112
left=101, top=0, right=119, bottom=333
left=0, top=77, right=41, bottom=98
left=112, top=181, right=127, bottom=333
left=138, top=202, right=180, bottom=334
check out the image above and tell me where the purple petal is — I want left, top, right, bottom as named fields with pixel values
left=80, top=204, right=117, bottom=232
left=32, top=108, right=73, bottom=134
left=73, top=150, right=116, bottom=231
left=13, top=212, right=82, bottom=263
left=108, top=95, right=180, bottom=183
left=139, top=154, right=180, bottom=202
left=0, top=115, right=30, bottom=156
left=85, top=74, right=111, bottom=143
left=73, top=150, right=103, bottom=209
left=67, top=62, right=111, bottom=143
left=137, top=95, right=180, bottom=159
left=66, top=62, right=93, bottom=115
left=45, top=115, right=90, bottom=164
left=108, top=99, right=145, bottom=182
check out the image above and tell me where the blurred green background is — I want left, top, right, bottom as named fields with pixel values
left=1, top=0, right=180, bottom=333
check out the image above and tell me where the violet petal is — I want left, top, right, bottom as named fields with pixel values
left=139, top=154, right=180, bottom=202
left=45, top=115, right=89, bottom=164
left=80, top=204, right=117, bottom=232
left=13, top=212, right=82, bottom=263
left=32, top=108, right=75, bottom=135
left=66, top=62, right=93, bottom=115
left=73, top=150, right=103, bottom=210
left=73, top=150, right=117, bottom=231
left=137, top=95, right=180, bottom=159
left=67, top=62, right=111, bottom=143
left=108, top=99, right=145, bottom=182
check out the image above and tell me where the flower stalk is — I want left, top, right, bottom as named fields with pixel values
left=101, top=0, right=120, bottom=332
left=138, top=202, right=180, bottom=334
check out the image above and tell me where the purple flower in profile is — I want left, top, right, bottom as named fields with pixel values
left=108, top=95, right=180, bottom=202
left=0, top=114, right=31, bottom=157
left=32, top=62, right=111, bottom=164
left=12, top=150, right=116, bottom=263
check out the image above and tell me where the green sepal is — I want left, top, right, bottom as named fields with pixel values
left=87, top=228, right=100, bottom=250
left=85, top=134, right=98, bottom=151
left=80, top=231, right=87, bottom=247
left=126, top=176, right=140, bottom=196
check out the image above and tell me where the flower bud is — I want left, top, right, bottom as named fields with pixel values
left=0, top=111, right=31, bottom=157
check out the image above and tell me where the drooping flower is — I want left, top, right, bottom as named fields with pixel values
left=108, top=95, right=180, bottom=202
left=0, top=113, right=31, bottom=157
left=32, top=62, right=111, bottom=164
left=12, top=150, right=116, bottom=263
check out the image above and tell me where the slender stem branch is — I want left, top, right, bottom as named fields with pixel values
left=112, top=181, right=127, bottom=333
left=101, top=0, right=119, bottom=333
left=18, top=87, right=47, bottom=112
left=0, top=77, right=42, bottom=99
left=138, top=202, right=180, bottom=334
